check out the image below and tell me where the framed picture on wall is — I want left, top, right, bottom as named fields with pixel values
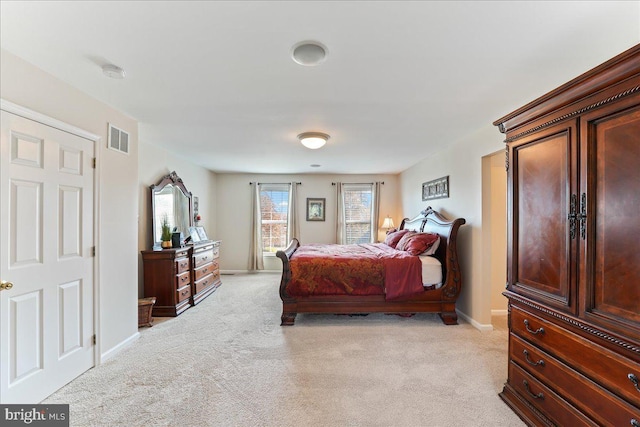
left=306, top=198, right=326, bottom=221
left=422, top=176, right=449, bottom=201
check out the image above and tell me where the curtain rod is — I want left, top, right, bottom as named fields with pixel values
left=331, top=182, right=384, bottom=185
left=249, top=182, right=301, bottom=185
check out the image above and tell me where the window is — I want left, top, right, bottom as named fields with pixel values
left=343, top=184, right=373, bottom=244
left=260, top=185, right=289, bottom=253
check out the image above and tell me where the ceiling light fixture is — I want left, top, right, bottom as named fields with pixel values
left=291, top=41, right=328, bottom=66
left=102, top=64, right=126, bottom=79
left=298, top=132, right=329, bottom=149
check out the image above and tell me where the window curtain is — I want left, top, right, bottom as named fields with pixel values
left=335, top=182, right=346, bottom=244
left=287, top=182, right=299, bottom=242
left=371, top=181, right=382, bottom=243
left=249, top=183, right=264, bottom=271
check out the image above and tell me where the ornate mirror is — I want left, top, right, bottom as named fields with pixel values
left=151, top=171, right=192, bottom=247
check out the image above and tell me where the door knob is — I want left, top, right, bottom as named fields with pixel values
left=0, top=280, right=13, bottom=290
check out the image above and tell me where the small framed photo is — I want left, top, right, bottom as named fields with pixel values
left=306, top=198, right=325, bottom=221
left=196, top=226, right=208, bottom=241
left=189, top=226, right=201, bottom=243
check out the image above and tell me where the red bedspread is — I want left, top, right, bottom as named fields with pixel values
left=286, top=243, right=424, bottom=300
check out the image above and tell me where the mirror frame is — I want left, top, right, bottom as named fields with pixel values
left=150, top=171, right=193, bottom=248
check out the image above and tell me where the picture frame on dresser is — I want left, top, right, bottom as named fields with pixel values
left=195, top=226, right=208, bottom=241
left=189, top=226, right=201, bottom=243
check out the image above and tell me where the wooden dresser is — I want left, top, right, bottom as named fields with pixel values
left=142, top=240, right=221, bottom=317
left=494, top=45, right=640, bottom=426
left=191, top=240, right=221, bottom=305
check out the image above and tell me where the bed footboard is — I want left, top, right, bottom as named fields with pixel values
left=276, top=238, right=300, bottom=325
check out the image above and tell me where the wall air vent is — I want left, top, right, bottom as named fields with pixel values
left=108, top=123, right=130, bottom=154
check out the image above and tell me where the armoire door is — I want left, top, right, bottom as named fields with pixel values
left=0, top=110, right=95, bottom=403
left=509, top=121, right=579, bottom=312
left=579, top=99, right=640, bottom=341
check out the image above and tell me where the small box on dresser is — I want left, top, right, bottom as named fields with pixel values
left=494, top=45, right=640, bottom=427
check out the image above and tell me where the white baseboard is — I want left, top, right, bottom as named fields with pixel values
left=491, top=309, right=508, bottom=316
left=456, top=309, right=494, bottom=332
left=100, top=331, right=140, bottom=364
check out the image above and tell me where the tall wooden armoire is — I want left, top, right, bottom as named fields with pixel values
left=494, top=45, right=640, bottom=426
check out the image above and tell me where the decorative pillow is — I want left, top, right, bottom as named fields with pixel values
left=384, top=229, right=411, bottom=249
left=421, top=235, right=440, bottom=255
left=397, top=232, right=440, bottom=256
left=395, top=231, right=417, bottom=251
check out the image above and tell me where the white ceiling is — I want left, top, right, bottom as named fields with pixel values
left=1, top=1, right=639, bottom=174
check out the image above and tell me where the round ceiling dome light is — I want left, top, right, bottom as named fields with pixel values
left=102, top=64, right=126, bottom=79
left=298, top=132, right=329, bottom=149
left=291, top=41, right=328, bottom=66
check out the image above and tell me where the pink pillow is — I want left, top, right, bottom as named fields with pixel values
left=395, top=231, right=417, bottom=251
left=384, top=229, right=411, bottom=249
left=397, top=232, right=440, bottom=256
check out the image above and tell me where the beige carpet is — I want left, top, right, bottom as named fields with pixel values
left=44, top=273, right=524, bottom=427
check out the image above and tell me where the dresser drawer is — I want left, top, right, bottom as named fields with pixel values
left=176, top=284, right=191, bottom=303
left=194, top=273, right=215, bottom=295
left=193, top=250, right=214, bottom=268
left=175, top=271, right=190, bottom=288
left=510, top=333, right=640, bottom=425
left=175, top=257, right=190, bottom=274
left=194, top=260, right=218, bottom=281
left=509, top=362, right=598, bottom=426
left=511, top=306, right=640, bottom=407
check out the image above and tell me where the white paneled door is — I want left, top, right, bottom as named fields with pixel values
left=0, top=111, right=95, bottom=403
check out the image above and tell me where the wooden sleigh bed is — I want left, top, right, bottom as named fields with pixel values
left=276, top=207, right=466, bottom=325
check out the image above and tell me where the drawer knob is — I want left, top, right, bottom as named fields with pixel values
left=631, top=419, right=639, bottom=427
left=523, top=380, right=544, bottom=400
left=524, top=319, right=545, bottom=335
left=629, top=373, right=640, bottom=392
left=523, top=349, right=545, bottom=367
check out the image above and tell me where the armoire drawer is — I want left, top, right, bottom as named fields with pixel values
left=509, top=362, right=598, bottom=427
left=175, top=271, right=190, bottom=288
left=510, top=333, right=640, bottom=426
left=512, top=306, right=640, bottom=407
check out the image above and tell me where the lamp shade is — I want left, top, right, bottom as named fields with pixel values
left=298, top=132, right=329, bottom=149
left=382, top=216, right=395, bottom=229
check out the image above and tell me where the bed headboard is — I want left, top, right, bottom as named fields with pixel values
left=400, top=207, right=466, bottom=299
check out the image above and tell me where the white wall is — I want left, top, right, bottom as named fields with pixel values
left=400, top=126, right=504, bottom=329
left=137, top=141, right=218, bottom=296
left=216, top=173, right=400, bottom=271
left=482, top=151, right=507, bottom=314
left=1, top=49, right=140, bottom=360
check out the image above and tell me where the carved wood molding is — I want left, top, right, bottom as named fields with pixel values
left=508, top=293, right=640, bottom=355
left=502, top=84, right=640, bottom=143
